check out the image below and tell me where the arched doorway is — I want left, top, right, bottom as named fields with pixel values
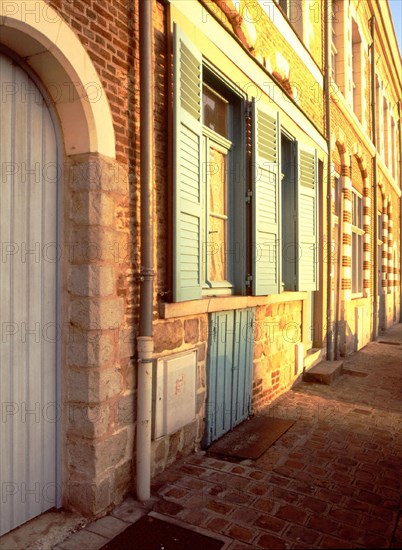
left=0, top=51, right=60, bottom=535
left=1, top=0, right=120, bottom=527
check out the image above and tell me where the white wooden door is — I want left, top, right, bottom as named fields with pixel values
left=0, top=52, right=59, bottom=536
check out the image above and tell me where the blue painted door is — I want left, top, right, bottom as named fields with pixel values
left=203, top=308, right=255, bottom=447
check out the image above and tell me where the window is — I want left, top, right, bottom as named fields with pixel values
left=351, top=19, right=363, bottom=121
left=377, top=210, right=383, bottom=295
left=202, top=84, right=233, bottom=294
left=384, top=99, right=389, bottom=167
left=331, top=2, right=338, bottom=82
left=172, top=26, right=245, bottom=301
left=172, top=24, right=319, bottom=302
left=281, top=133, right=296, bottom=290
left=375, top=77, right=381, bottom=150
left=334, top=175, right=341, bottom=217
left=252, top=101, right=319, bottom=295
left=331, top=0, right=345, bottom=91
left=333, top=174, right=341, bottom=268
left=391, top=117, right=396, bottom=178
left=278, top=0, right=303, bottom=39
left=351, top=190, right=364, bottom=295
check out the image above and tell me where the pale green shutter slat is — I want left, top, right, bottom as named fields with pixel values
left=251, top=99, right=280, bottom=295
left=173, top=24, right=203, bottom=301
left=296, top=144, right=318, bottom=291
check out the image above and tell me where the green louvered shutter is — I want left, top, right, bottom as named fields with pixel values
left=251, top=99, right=281, bottom=295
left=296, top=144, right=318, bottom=291
left=173, top=24, right=203, bottom=301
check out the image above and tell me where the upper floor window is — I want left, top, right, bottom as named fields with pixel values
left=331, top=0, right=345, bottom=92
left=391, top=117, right=396, bottom=179
left=351, top=19, right=363, bottom=121
left=383, top=98, right=389, bottom=167
left=334, top=175, right=341, bottom=217
left=278, top=0, right=303, bottom=40
left=375, top=77, right=382, bottom=151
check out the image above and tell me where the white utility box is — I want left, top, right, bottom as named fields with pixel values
left=153, top=349, right=197, bottom=439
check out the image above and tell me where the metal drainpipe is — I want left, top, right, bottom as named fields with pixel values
left=325, top=0, right=334, bottom=360
left=334, top=179, right=344, bottom=359
left=137, top=0, right=154, bottom=502
left=370, top=15, right=378, bottom=339
left=399, top=101, right=402, bottom=322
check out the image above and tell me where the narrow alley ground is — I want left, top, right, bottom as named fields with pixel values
left=145, top=324, right=402, bottom=549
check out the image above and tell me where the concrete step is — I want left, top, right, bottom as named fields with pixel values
left=303, top=360, right=343, bottom=385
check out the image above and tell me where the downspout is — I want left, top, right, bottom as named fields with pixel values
left=334, top=177, right=344, bottom=359
left=325, top=0, right=334, bottom=360
left=137, top=0, right=154, bottom=502
left=370, top=15, right=378, bottom=339
left=399, top=101, right=402, bottom=322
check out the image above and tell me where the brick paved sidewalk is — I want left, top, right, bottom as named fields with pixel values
left=52, top=325, right=401, bottom=550
left=149, top=326, right=402, bottom=549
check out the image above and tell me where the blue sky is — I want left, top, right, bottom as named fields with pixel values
left=389, top=0, right=402, bottom=57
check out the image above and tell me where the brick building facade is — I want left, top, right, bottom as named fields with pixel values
left=0, top=0, right=400, bottom=536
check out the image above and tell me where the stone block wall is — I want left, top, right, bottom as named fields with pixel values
left=150, top=300, right=304, bottom=474
left=63, top=154, right=134, bottom=516
left=151, top=315, right=208, bottom=476
left=201, top=0, right=325, bottom=133
left=252, top=301, right=303, bottom=410
left=41, top=0, right=140, bottom=518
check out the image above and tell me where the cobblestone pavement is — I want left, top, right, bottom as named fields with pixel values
left=149, top=325, right=402, bottom=549
left=12, top=325, right=399, bottom=550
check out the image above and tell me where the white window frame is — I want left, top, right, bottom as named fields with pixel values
left=202, top=124, right=234, bottom=296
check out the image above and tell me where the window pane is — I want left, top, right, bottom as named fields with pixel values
left=208, top=146, right=227, bottom=282
left=208, top=215, right=226, bottom=282
left=202, top=85, right=228, bottom=137
left=334, top=177, right=340, bottom=216
left=378, top=212, right=382, bottom=242
left=357, top=233, right=363, bottom=291
left=352, top=230, right=363, bottom=293
left=209, top=146, right=227, bottom=216
left=352, top=192, right=363, bottom=228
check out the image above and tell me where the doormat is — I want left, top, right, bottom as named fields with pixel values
left=378, top=340, right=401, bottom=346
left=100, top=514, right=225, bottom=550
left=207, top=415, right=295, bottom=460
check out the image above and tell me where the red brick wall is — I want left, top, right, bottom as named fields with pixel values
left=47, top=0, right=136, bottom=164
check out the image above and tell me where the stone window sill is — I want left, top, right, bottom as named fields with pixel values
left=159, top=292, right=308, bottom=319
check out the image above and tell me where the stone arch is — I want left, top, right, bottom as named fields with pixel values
left=0, top=1, right=115, bottom=158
